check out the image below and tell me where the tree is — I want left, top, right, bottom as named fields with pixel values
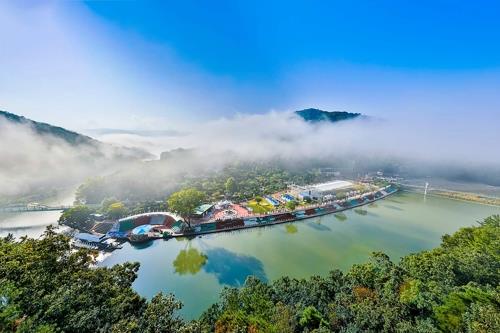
left=167, top=188, right=206, bottom=228
left=285, top=200, right=297, bottom=211
left=107, top=202, right=128, bottom=220
left=101, top=197, right=119, bottom=212
left=58, top=205, right=94, bottom=231
left=0, top=230, right=147, bottom=332
left=299, top=306, right=328, bottom=330
left=139, top=293, right=185, bottom=333
left=224, top=177, right=236, bottom=196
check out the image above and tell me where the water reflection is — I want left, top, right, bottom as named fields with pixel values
left=131, top=240, right=155, bottom=250
left=306, top=222, right=331, bottom=231
left=285, top=224, right=298, bottom=234
left=334, top=213, right=347, bottom=221
left=368, top=203, right=378, bottom=208
left=204, top=248, right=267, bottom=286
left=384, top=205, right=403, bottom=211
left=173, top=248, right=208, bottom=275
left=385, top=199, right=405, bottom=204
left=354, top=208, right=368, bottom=216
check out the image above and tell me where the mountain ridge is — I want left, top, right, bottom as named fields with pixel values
left=0, top=110, right=96, bottom=146
left=0, top=110, right=153, bottom=159
left=295, top=108, right=362, bottom=123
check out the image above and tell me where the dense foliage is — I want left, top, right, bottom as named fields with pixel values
left=58, top=205, right=95, bottom=231
left=180, top=162, right=332, bottom=202
left=1, top=216, right=498, bottom=332
left=75, top=162, right=335, bottom=204
left=0, top=228, right=188, bottom=332
left=198, top=215, right=500, bottom=332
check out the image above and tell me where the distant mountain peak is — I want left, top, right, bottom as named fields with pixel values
left=0, top=110, right=95, bottom=146
left=295, top=108, right=362, bottom=123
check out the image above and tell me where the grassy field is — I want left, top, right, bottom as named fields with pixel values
left=247, top=199, right=275, bottom=213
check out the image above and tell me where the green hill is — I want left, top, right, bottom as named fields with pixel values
left=0, top=110, right=96, bottom=146
left=295, top=108, right=361, bottom=123
left=0, top=110, right=152, bottom=159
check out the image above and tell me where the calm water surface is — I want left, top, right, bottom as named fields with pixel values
left=0, top=210, right=62, bottom=239
left=100, top=192, right=500, bottom=319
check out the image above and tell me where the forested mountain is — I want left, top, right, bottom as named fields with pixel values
left=0, top=110, right=152, bottom=203
left=295, top=108, right=362, bottom=123
left=0, top=215, right=498, bottom=332
left=0, top=110, right=151, bottom=158
left=0, top=110, right=96, bottom=145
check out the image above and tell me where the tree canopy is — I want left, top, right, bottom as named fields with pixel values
left=58, top=205, right=95, bottom=231
left=167, top=188, right=206, bottom=228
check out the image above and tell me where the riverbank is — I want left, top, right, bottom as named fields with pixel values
left=402, top=185, right=500, bottom=207
left=140, top=185, right=399, bottom=241
left=430, top=190, right=500, bottom=206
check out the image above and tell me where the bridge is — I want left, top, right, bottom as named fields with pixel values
left=0, top=205, right=73, bottom=213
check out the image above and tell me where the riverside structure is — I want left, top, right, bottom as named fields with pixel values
left=106, top=184, right=398, bottom=243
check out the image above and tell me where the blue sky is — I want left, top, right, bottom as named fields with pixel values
left=85, top=0, right=500, bottom=73
left=1, top=0, right=499, bottom=130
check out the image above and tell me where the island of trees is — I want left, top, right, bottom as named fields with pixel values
left=1, top=215, right=498, bottom=332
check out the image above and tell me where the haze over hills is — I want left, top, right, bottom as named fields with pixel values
left=1, top=107, right=499, bottom=204
left=0, top=110, right=152, bottom=159
left=1, top=110, right=96, bottom=146
left=0, top=110, right=151, bottom=202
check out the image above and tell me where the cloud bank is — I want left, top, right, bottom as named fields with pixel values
left=0, top=119, right=141, bottom=199
left=96, top=110, right=500, bottom=169
left=2, top=109, right=499, bottom=202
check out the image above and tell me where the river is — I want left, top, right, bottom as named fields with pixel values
left=98, top=191, right=499, bottom=319
left=0, top=210, right=63, bottom=239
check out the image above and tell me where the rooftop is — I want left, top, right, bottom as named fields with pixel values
left=194, top=204, right=214, bottom=215
left=309, top=180, right=353, bottom=192
left=75, top=233, right=104, bottom=243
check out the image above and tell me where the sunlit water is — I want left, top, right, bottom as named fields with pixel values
left=99, top=192, right=499, bottom=319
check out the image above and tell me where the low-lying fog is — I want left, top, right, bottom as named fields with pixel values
left=1, top=110, right=499, bottom=201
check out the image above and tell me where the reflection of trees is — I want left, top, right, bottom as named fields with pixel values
left=173, top=248, right=207, bottom=275
left=285, top=224, right=298, bottom=234
left=334, top=213, right=347, bottom=221
left=354, top=209, right=367, bottom=216
left=203, top=248, right=267, bottom=286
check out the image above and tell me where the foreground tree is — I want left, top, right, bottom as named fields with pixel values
left=167, top=188, right=206, bottom=228
left=0, top=227, right=193, bottom=333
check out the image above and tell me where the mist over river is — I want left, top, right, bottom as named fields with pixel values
left=0, top=210, right=62, bottom=239
left=98, top=192, right=499, bottom=319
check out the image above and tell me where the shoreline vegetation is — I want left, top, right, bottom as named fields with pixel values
left=0, top=215, right=498, bottom=332
left=403, top=186, right=500, bottom=206
left=431, top=190, right=500, bottom=207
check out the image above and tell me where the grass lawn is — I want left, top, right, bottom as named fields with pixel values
left=247, top=199, right=274, bottom=213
